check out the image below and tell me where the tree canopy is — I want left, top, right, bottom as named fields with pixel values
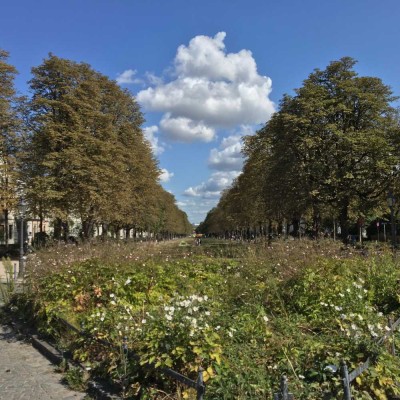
left=199, top=58, right=400, bottom=241
left=0, top=49, right=21, bottom=244
left=15, top=54, right=191, bottom=240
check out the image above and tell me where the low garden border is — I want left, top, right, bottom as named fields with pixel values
left=57, top=316, right=206, bottom=399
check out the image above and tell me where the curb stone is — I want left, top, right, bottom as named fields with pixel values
left=5, top=314, right=122, bottom=400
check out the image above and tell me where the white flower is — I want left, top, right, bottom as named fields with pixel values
left=263, top=316, right=269, bottom=323
left=180, top=300, right=190, bottom=308
left=110, top=293, right=115, bottom=298
left=205, top=311, right=211, bottom=316
left=124, top=278, right=131, bottom=285
left=166, top=314, right=173, bottom=321
left=385, top=326, right=391, bottom=332
left=298, top=374, right=305, bottom=379
left=110, top=300, right=116, bottom=305
left=339, top=293, right=344, bottom=298
left=228, top=331, right=233, bottom=337
left=141, top=319, right=146, bottom=324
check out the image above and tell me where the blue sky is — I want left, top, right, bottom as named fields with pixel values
left=2, top=0, right=400, bottom=224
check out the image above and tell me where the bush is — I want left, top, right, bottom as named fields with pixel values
left=8, top=239, right=400, bottom=399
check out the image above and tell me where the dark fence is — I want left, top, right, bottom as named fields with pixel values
left=273, top=375, right=293, bottom=400
left=57, top=316, right=205, bottom=399
left=56, top=313, right=400, bottom=399
left=277, top=315, right=400, bottom=400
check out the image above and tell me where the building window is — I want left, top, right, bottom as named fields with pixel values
left=9, top=224, right=13, bottom=240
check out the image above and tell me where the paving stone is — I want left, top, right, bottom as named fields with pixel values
left=0, top=324, right=87, bottom=400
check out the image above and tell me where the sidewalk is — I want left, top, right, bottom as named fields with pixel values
left=0, top=323, right=86, bottom=400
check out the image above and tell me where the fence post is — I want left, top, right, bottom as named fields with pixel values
left=390, top=317, right=396, bottom=356
left=341, top=361, right=352, bottom=400
left=196, top=367, right=205, bottom=400
left=273, top=375, right=293, bottom=400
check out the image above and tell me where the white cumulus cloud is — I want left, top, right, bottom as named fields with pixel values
left=116, top=69, right=142, bottom=85
left=208, top=134, right=243, bottom=171
left=160, top=114, right=215, bottom=142
left=183, top=171, right=240, bottom=199
left=137, top=32, right=274, bottom=143
left=143, top=125, right=165, bottom=155
left=159, top=168, right=174, bottom=183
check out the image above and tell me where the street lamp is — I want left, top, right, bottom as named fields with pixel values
left=17, top=200, right=27, bottom=278
left=387, top=191, right=396, bottom=250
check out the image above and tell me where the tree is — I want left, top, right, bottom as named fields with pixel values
left=204, top=58, right=400, bottom=242
left=22, top=55, right=160, bottom=240
left=0, top=49, right=20, bottom=245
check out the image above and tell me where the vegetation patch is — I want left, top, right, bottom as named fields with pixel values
left=6, top=239, right=400, bottom=399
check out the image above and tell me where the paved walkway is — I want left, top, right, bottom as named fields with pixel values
left=0, top=324, right=87, bottom=400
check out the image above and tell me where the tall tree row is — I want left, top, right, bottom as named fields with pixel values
left=1, top=51, right=191, bottom=241
left=200, top=58, right=400, bottom=241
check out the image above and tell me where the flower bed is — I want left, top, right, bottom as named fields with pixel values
left=8, top=240, right=400, bottom=399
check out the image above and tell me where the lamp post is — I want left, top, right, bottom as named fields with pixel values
left=387, top=191, right=396, bottom=250
left=17, top=201, right=27, bottom=278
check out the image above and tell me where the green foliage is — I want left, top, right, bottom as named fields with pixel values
left=63, top=366, right=89, bottom=392
left=16, top=53, right=190, bottom=240
left=200, top=57, right=400, bottom=241
left=10, top=240, right=400, bottom=398
left=0, top=49, right=21, bottom=240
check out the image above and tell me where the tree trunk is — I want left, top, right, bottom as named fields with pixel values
left=312, top=205, right=321, bottom=240
left=53, top=218, right=62, bottom=241
left=4, top=209, right=8, bottom=248
left=101, top=223, right=108, bottom=240
left=62, top=221, right=69, bottom=242
left=339, top=200, right=350, bottom=244
left=82, top=219, right=93, bottom=240
left=292, top=217, right=300, bottom=238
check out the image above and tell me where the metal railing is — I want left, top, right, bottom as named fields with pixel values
left=57, top=316, right=205, bottom=399
left=273, top=375, right=293, bottom=400
left=56, top=313, right=400, bottom=400
left=276, top=315, right=400, bottom=400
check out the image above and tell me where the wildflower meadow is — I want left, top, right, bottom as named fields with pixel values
left=5, top=239, right=400, bottom=399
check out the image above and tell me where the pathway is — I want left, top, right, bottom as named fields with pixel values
left=0, top=323, right=87, bottom=400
